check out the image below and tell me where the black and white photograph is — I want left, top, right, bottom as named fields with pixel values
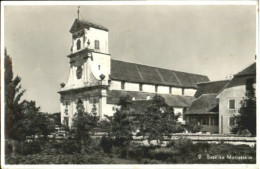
left=1, top=1, right=258, bottom=168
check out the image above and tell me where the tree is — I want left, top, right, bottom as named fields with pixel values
left=5, top=49, right=55, bottom=156
left=232, top=89, right=256, bottom=136
left=5, top=49, right=26, bottom=155
left=184, top=119, right=202, bottom=133
left=110, top=95, right=134, bottom=147
left=70, top=99, right=98, bottom=153
left=19, top=100, right=55, bottom=140
left=137, top=95, right=183, bottom=145
left=5, top=49, right=26, bottom=139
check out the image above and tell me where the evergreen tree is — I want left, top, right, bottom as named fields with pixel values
left=110, top=95, right=134, bottom=147
left=70, top=100, right=98, bottom=153
left=5, top=49, right=26, bottom=155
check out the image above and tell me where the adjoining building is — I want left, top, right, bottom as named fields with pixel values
left=185, top=63, right=256, bottom=134
left=58, top=19, right=209, bottom=126
left=217, top=63, right=256, bottom=134
left=184, top=80, right=230, bottom=134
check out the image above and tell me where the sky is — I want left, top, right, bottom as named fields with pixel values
left=4, top=5, right=256, bottom=113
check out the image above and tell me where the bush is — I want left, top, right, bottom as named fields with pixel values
left=166, top=137, right=194, bottom=154
left=127, top=144, right=149, bottom=161
left=149, top=148, right=173, bottom=160
left=100, top=135, right=113, bottom=153
left=16, top=141, right=42, bottom=155
left=62, top=139, right=79, bottom=154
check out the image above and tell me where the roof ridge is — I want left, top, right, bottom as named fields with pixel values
left=197, top=79, right=230, bottom=85
left=111, top=59, right=208, bottom=77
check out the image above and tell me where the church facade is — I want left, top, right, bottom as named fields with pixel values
left=58, top=19, right=210, bottom=126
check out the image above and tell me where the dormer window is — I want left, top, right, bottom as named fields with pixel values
left=77, top=39, right=81, bottom=50
left=95, top=40, right=100, bottom=50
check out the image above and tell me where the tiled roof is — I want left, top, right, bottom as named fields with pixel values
left=107, top=90, right=194, bottom=107
left=110, top=59, right=209, bottom=88
left=194, top=80, right=230, bottom=98
left=234, top=62, right=256, bottom=77
left=70, top=19, right=109, bottom=33
left=185, top=94, right=218, bottom=115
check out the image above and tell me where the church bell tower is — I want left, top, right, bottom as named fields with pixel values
left=58, top=14, right=111, bottom=127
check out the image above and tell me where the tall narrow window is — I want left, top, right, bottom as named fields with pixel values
left=155, top=85, right=158, bottom=93
left=229, top=99, right=235, bottom=110
left=121, top=81, right=125, bottom=90
left=182, top=88, right=185, bottom=95
left=98, top=65, right=101, bottom=70
left=169, top=87, right=172, bottom=94
left=77, top=39, right=81, bottom=50
left=95, top=40, right=100, bottom=50
left=139, top=84, right=143, bottom=91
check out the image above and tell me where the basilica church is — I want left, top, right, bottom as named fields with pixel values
left=58, top=18, right=210, bottom=126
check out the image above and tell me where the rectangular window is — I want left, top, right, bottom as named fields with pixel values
left=155, top=85, right=158, bottom=93
left=169, top=87, right=172, bottom=94
left=182, top=88, right=185, bottom=95
left=121, top=81, right=125, bottom=90
left=139, top=84, right=143, bottom=91
left=229, top=99, right=235, bottom=110
left=95, top=40, right=100, bottom=50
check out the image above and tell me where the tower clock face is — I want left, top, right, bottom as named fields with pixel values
left=76, top=66, right=83, bottom=79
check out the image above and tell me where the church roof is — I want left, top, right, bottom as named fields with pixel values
left=110, top=59, right=209, bottom=89
left=185, top=94, right=219, bottom=115
left=70, top=19, right=109, bottom=33
left=194, top=80, right=230, bottom=98
left=107, top=90, right=195, bottom=107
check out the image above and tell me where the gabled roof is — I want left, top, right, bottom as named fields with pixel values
left=70, top=19, right=109, bottom=33
left=194, top=80, right=230, bottom=98
left=234, top=62, right=256, bottom=77
left=107, top=90, right=194, bottom=107
left=110, top=59, right=209, bottom=89
left=185, top=94, right=219, bottom=115
left=216, top=62, right=256, bottom=97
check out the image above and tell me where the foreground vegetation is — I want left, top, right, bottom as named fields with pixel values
left=6, top=137, right=256, bottom=164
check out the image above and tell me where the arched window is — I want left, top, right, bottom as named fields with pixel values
left=77, top=39, right=81, bottom=50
